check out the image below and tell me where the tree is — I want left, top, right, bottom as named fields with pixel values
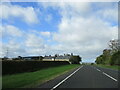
left=95, top=39, right=120, bottom=65
left=54, top=54, right=57, bottom=61
left=110, top=51, right=120, bottom=65
left=71, top=53, right=73, bottom=56
left=91, top=63, right=94, bottom=65
left=95, top=55, right=103, bottom=64
left=18, top=56, right=22, bottom=60
left=3, top=56, right=8, bottom=60
left=39, top=56, right=43, bottom=61
left=69, top=55, right=82, bottom=64
left=95, top=49, right=112, bottom=65
left=108, top=39, right=119, bottom=53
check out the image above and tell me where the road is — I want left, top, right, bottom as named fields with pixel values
left=38, top=65, right=119, bottom=89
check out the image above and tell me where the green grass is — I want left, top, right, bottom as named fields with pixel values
left=94, top=64, right=120, bottom=70
left=2, top=64, right=80, bottom=88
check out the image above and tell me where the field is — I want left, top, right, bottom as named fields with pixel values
left=2, top=64, right=80, bottom=88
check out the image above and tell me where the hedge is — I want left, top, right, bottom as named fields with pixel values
left=2, top=61, right=70, bottom=75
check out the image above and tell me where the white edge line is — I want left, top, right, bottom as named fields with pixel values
left=51, top=66, right=83, bottom=90
left=102, top=72, right=117, bottom=82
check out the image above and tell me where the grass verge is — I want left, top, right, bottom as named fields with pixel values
left=3, top=64, right=80, bottom=88
left=94, top=64, right=120, bottom=70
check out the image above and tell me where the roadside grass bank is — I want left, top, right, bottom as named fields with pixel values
left=3, top=64, right=80, bottom=88
left=94, top=64, right=120, bottom=70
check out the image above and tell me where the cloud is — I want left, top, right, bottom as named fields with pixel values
left=1, top=2, right=118, bottom=62
left=53, top=16, right=117, bottom=45
left=1, top=25, right=23, bottom=37
left=40, top=2, right=91, bottom=17
left=24, top=34, right=45, bottom=55
left=25, top=33, right=44, bottom=48
left=0, top=3, right=38, bottom=24
left=97, top=8, right=118, bottom=22
left=40, top=31, right=51, bottom=37
left=41, top=2, right=118, bottom=62
left=1, top=40, right=26, bottom=57
left=1, top=24, right=46, bottom=57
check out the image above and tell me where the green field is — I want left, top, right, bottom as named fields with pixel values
left=3, top=64, right=80, bottom=88
left=95, top=64, right=120, bottom=70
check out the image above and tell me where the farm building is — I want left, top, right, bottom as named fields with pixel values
left=11, top=56, right=43, bottom=61
left=43, top=56, right=55, bottom=61
left=55, top=56, right=70, bottom=61
left=43, top=55, right=71, bottom=62
left=22, top=56, right=43, bottom=60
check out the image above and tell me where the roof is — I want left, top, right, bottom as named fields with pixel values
left=56, top=56, right=70, bottom=59
left=43, top=56, right=71, bottom=59
left=22, top=56, right=42, bottom=58
left=43, top=56, right=54, bottom=59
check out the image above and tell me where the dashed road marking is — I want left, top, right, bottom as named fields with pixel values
left=96, top=69, right=101, bottom=72
left=93, top=66, right=117, bottom=82
left=51, top=66, right=83, bottom=90
left=102, top=72, right=117, bottom=82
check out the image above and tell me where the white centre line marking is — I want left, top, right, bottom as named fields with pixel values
left=96, top=69, right=101, bottom=72
left=102, top=72, right=117, bottom=82
left=51, top=66, right=83, bottom=90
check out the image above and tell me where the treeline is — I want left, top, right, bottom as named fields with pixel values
left=95, top=39, right=120, bottom=65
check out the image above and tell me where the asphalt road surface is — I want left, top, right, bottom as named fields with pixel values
left=38, top=65, right=119, bottom=89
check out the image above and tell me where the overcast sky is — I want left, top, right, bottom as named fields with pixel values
left=0, top=2, right=118, bottom=62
